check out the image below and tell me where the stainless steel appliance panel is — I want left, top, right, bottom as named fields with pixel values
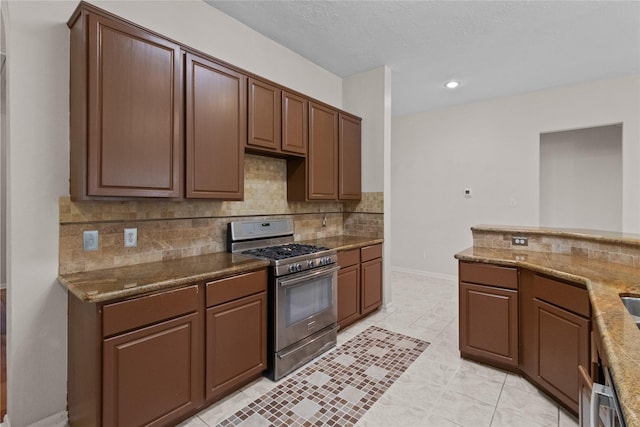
left=275, top=264, right=338, bottom=352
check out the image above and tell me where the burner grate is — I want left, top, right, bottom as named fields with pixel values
left=242, top=244, right=329, bottom=260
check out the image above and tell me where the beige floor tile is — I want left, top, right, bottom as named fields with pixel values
left=445, top=370, right=505, bottom=406
left=497, top=384, right=559, bottom=426
left=176, top=416, right=209, bottom=427
left=559, top=407, right=579, bottom=426
left=491, top=408, right=549, bottom=427
left=504, top=373, right=541, bottom=395
left=191, top=271, right=577, bottom=427
left=431, top=389, right=496, bottom=427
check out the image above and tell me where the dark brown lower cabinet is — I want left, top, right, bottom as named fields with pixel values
left=458, top=262, right=519, bottom=370
left=205, top=270, right=268, bottom=402
left=361, top=257, right=382, bottom=315
left=68, top=269, right=268, bottom=427
left=337, top=245, right=383, bottom=329
left=459, top=282, right=518, bottom=369
left=337, top=251, right=361, bottom=329
left=206, top=292, right=267, bottom=401
left=459, top=262, right=592, bottom=417
left=103, top=313, right=200, bottom=427
left=519, top=269, right=591, bottom=415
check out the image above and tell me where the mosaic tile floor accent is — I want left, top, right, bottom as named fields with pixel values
left=216, top=326, right=429, bottom=427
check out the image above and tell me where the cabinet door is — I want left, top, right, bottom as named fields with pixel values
left=248, top=78, right=281, bottom=152
left=206, top=292, right=267, bottom=402
left=459, top=282, right=519, bottom=368
left=308, top=102, right=338, bottom=200
left=282, top=91, right=308, bottom=155
left=87, top=13, right=182, bottom=197
left=338, top=114, right=362, bottom=200
left=361, top=257, right=382, bottom=315
left=532, top=298, right=590, bottom=412
left=186, top=52, right=246, bottom=199
left=337, top=264, right=360, bottom=329
left=103, top=313, right=200, bottom=427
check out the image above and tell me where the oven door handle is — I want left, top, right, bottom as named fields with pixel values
left=278, top=265, right=340, bottom=287
left=591, top=382, right=614, bottom=427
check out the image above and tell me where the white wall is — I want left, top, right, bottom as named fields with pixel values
left=343, top=67, right=386, bottom=192
left=4, top=1, right=74, bottom=425
left=392, top=75, right=640, bottom=277
left=3, top=1, right=345, bottom=425
left=342, top=66, right=392, bottom=308
left=540, top=125, right=622, bottom=231
left=90, top=0, right=343, bottom=109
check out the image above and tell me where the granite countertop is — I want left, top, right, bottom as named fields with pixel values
left=472, top=224, right=640, bottom=246
left=58, top=252, right=270, bottom=303
left=300, top=236, right=384, bottom=251
left=58, top=236, right=383, bottom=304
left=455, top=246, right=640, bottom=427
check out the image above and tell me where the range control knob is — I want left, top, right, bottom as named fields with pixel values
left=288, top=265, right=295, bottom=273
left=296, top=263, right=303, bottom=272
left=324, top=256, right=332, bottom=264
left=307, top=260, right=315, bottom=268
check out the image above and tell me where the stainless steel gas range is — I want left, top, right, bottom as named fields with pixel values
left=227, top=219, right=338, bottom=381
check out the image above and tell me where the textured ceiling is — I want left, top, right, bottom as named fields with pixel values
left=206, top=1, right=640, bottom=116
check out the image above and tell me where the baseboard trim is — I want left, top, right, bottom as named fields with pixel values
left=392, top=266, right=457, bottom=282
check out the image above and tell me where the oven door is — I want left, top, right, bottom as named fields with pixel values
left=275, top=264, right=339, bottom=352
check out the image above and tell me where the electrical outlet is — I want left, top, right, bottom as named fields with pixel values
left=124, top=228, right=137, bottom=248
left=83, top=230, right=99, bottom=251
left=512, top=236, right=528, bottom=246
left=464, top=188, right=472, bottom=199
left=322, top=215, right=327, bottom=227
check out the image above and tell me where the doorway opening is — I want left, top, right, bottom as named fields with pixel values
left=539, top=124, right=623, bottom=232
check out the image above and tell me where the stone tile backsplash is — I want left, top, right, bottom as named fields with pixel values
left=473, top=229, right=640, bottom=268
left=59, top=154, right=384, bottom=274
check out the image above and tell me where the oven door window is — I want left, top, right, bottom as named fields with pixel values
left=286, top=275, right=333, bottom=325
left=275, top=266, right=338, bottom=351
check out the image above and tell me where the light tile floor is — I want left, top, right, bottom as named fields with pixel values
left=180, top=271, right=579, bottom=427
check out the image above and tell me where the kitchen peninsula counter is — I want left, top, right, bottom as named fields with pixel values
left=455, top=226, right=640, bottom=427
left=58, top=252, right=269, bottom=303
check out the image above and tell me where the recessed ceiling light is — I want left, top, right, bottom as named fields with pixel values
left=445, top=81, right=460, bottom=89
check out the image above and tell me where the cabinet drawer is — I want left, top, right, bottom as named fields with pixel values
left=361, top=244, right=382, bottom=262
left=103, top=285, right=199, bottom=337
left=338, top=249, right=360, bottom=268
left=459, top=262, right=517, bottom=290
left=532, top=274, right=590, bottom=318
left=206, top=269, right=267, bottom=307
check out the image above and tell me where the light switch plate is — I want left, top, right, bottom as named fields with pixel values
left=83, top=230, right=99, bottom=251
left=124, top=228, right=137, bottom=248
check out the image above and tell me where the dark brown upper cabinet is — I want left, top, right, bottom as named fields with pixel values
left=339, top=113, right=362, bottom=200
left=247, top=78, right=281, bottom=152
left=185, top=52, right=246, bottom=199
left=288, top=102, right=339, bottom=201
left=69, top=8, right=183, bottom=199
left=281, top=91, right=308, bottom=156
left=246, top=80, right=308, bottom=157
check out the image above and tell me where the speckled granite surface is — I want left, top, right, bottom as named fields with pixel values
left=455, top=246, right=640, bottom=427
left=301, top=235, right=384, bottom=251
left=472, top=224, right=640, bottom=245
left=58, top=252, right=270, bottom=303
left=58, top=236, right=382, bottom=304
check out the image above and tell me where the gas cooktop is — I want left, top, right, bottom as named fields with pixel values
left=241, top=243, right=330, bottom=260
